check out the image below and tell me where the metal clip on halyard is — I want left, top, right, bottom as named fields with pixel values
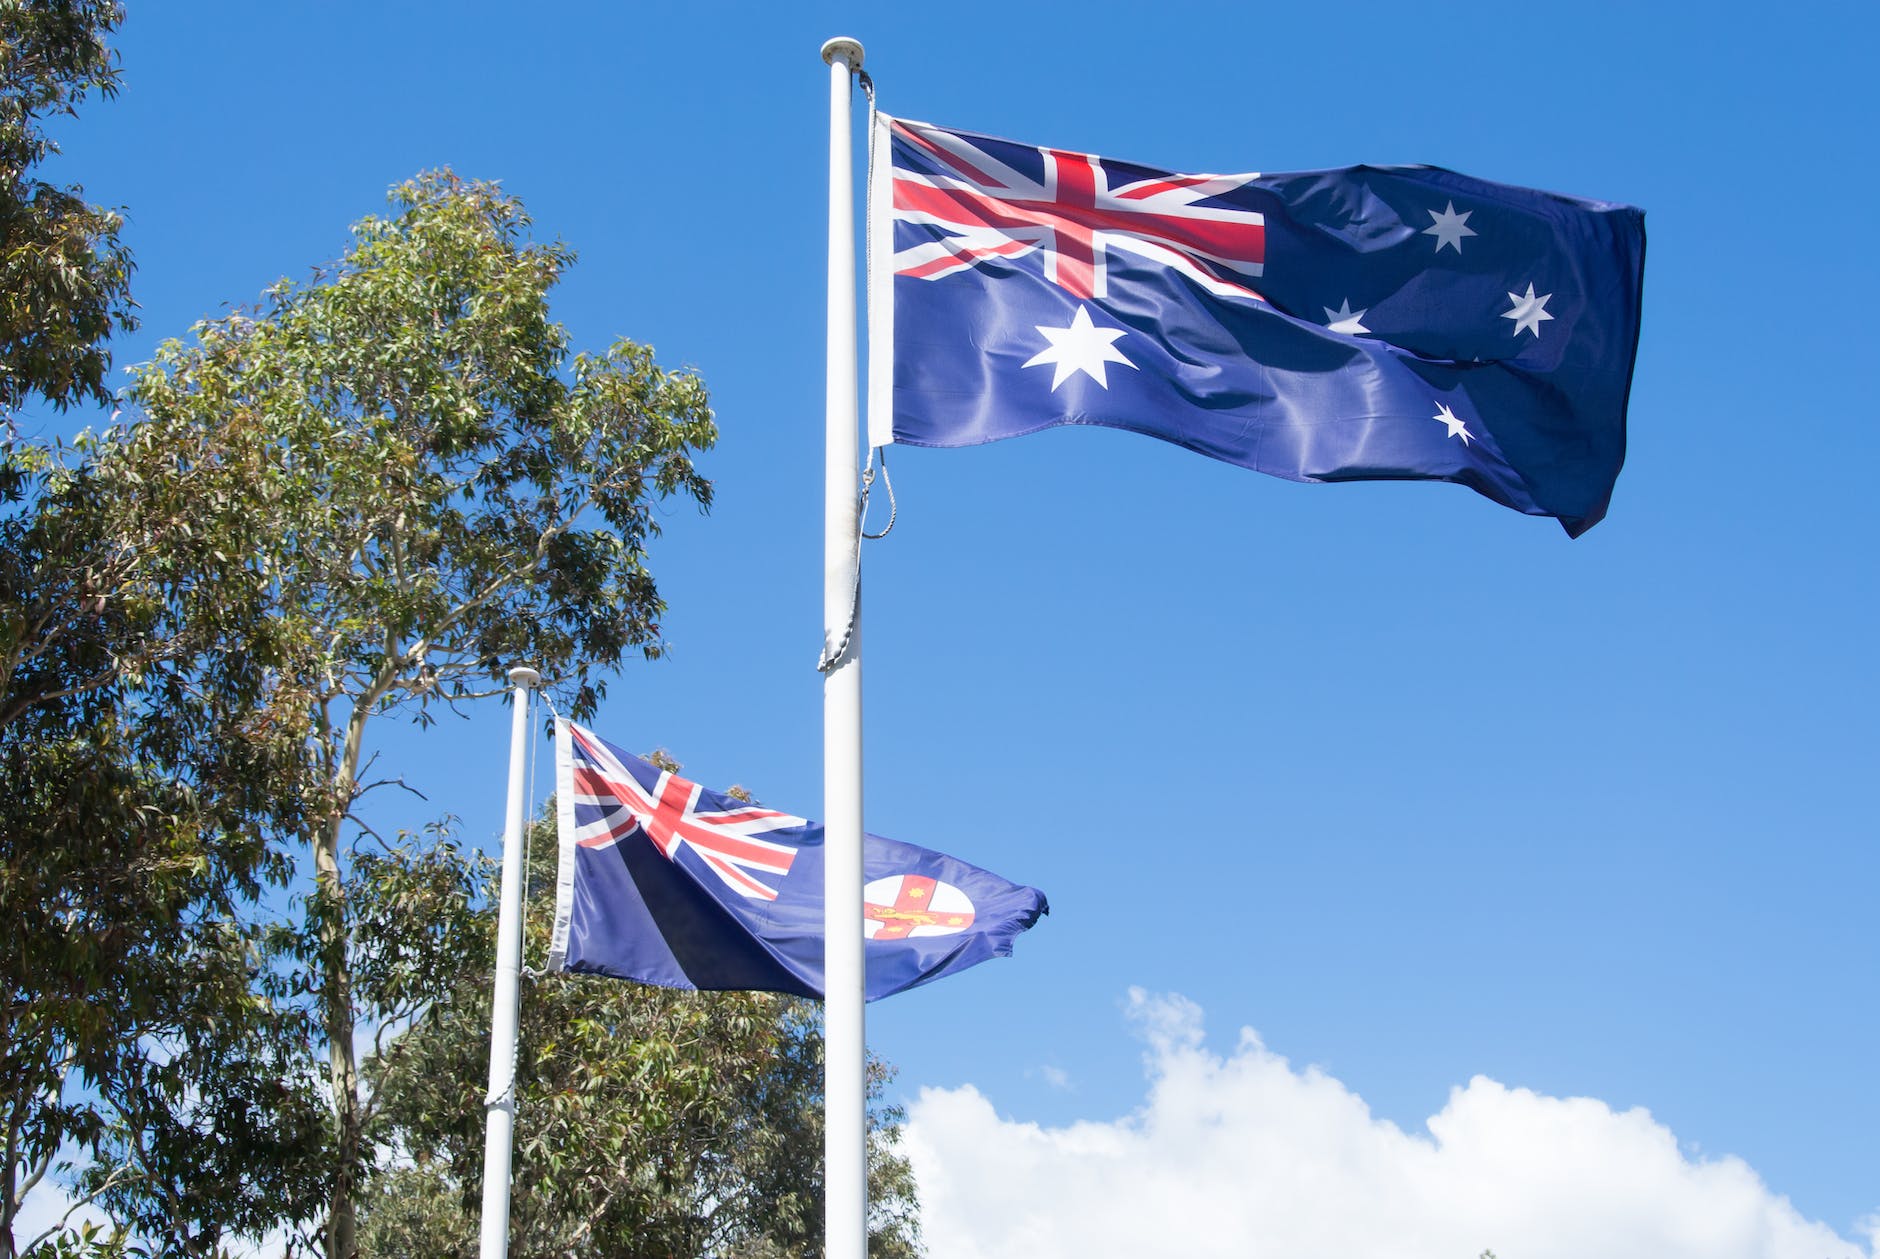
left=817, top=447, right=895, bottom=675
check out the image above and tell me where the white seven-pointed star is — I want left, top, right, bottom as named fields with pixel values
left=1023, top=305, right=1136, bottom=391
left=1423, top=201, right=1477, bottom=253
left=1502, top=282, right=1555, bottom=338
left=1324, top=299, right=1370, bottom=335
left=1432, top=402, right=1474, bottom=445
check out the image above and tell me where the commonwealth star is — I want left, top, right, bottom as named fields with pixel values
left=1023, top=305, right=1136, bottom=391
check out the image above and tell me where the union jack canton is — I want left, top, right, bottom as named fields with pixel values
left=564, top=723, right=802, bottom=902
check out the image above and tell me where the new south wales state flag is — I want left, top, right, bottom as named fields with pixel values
left=547, top=721, right=1048, bottom=1001
left=869, top=115, right=1646, bottom=536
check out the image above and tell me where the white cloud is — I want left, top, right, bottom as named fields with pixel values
left=1032, top=1064, right=1073, bottom=1092
left=906, top=990, right=1876, bottom=1259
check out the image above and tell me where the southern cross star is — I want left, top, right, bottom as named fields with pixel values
left=1023, top=305, right=1136, bottom=391
left=1423, top=201, right=1477, bottom=254
left=1502, top=282, right=1555, bottom=338
left=1432, top=402, right=1474, bottom=445
left=1324, top=299, right=1370, bottom=335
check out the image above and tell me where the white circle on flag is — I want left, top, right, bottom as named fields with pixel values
left=862, top=874, right=976, bottom=940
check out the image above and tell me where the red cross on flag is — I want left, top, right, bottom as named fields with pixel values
left=885, top=115, right=1268, bottom=301
left=863, top=874, right=978, bottom=941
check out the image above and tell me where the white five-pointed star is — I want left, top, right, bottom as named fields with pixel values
left=1324, top=299, right=1370, bottom=335
left=1432, top=402, right=1474, bottom=445
left=1423, top=201, right=1478, bottom=253
left=1502, top=282, right=1555, bottom=338
left=1023, top=305, right=1136, bottom=391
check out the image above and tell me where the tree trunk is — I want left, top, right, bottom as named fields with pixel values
left=318, top=693, right=377, bottom=1259
left=316, top=812, right=359, bottom=1259
left=1, top=1095, right=18, bottom=1259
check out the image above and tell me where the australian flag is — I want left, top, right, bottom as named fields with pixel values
left=547, top=721, right=1049, bottom=1000
left=868, top=115, right=1646, bottom=536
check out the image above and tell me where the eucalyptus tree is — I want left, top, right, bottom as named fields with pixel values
left=119, top=171, right=716, bottom=1257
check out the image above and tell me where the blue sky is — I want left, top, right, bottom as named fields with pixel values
left=33, top=2, right=1878, bottom=1252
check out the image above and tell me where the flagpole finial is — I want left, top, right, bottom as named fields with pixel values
left=821, top=36, right=864, bottom=69
left=507, top=666, right=541, bottom=689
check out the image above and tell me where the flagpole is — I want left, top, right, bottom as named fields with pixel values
left=821, top=34, right=868, bottom=1259
left=478, top=664, right=540, bottom=1259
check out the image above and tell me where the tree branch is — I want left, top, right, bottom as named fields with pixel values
left=422, top=488, right=598, bottom=651
left=20, top=1156, right=142, bottom=1256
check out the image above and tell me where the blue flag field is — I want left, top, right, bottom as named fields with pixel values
left=869, top=115, right=1646, bottom=536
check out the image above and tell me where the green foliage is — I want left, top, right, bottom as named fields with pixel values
left=122, top=168, right=715, bottom=724
left=1, top=732, right=305, bottom=1213
left=0, top=493, right=320, bottom=1255
left=2, top=427, right=322, bottom=1259
left=106, top=169, right=716, bottom=1256
left=1, top=270, right=322, bottom=1259
left=20, top=1219, right=136, bottom=1259
left=356, top=810, right=923, bottom=1259
left=0, top=10, right=322, bottom=1254
left=78, top=950, right=330, bottom=1256
left=0, top=0, right=135, bottom=419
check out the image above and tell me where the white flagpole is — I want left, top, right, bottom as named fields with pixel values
left=820, top=34, right=868, bottom=1259
left=478, top=664, right=540, bottom=1259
